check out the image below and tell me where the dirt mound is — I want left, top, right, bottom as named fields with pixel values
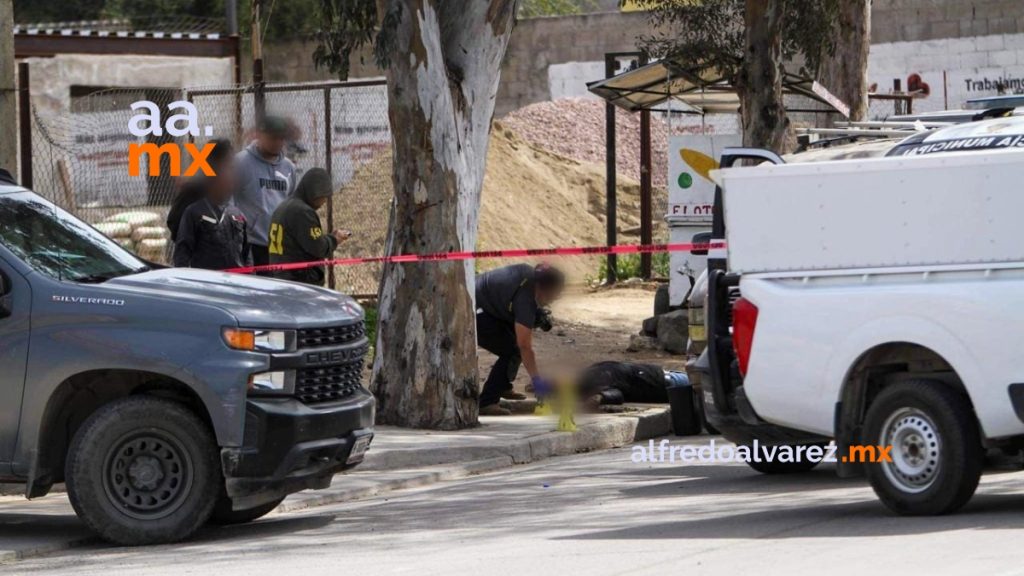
left=332, top=122, right=664, bottom=285
left=501, top=97, right=676, bottom=188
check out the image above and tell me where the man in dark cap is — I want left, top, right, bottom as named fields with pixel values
left=268, top=168, right=350, bottom=286
left=235, top=115, right=297, bottom=267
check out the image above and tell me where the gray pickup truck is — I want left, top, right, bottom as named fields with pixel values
left=0, top=182, right=375, bottom=545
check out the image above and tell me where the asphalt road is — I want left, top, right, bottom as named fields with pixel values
left=8, top=440, right=1024, bottom=576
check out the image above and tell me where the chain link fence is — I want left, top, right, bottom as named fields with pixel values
left=30, top=80, right=393, bottom=297
left=24, top=80, right=943, bottom=293
left=866, top=93, right=916, bottom=121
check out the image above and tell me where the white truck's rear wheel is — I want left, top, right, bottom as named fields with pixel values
left=863, top=379, right=982, bottom=515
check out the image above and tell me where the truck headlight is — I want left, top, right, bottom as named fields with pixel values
left=249, top=371, right=288, bottom=392
left=223, top=328, right=293, bottom=352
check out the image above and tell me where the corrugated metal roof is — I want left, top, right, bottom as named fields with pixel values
left=587, top=60, right=850, bottom=117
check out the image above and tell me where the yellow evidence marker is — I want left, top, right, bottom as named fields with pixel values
left=556, top=378, right=577, bottom=432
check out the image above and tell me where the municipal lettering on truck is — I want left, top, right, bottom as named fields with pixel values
left=0, top=179, right=374, bottom=544
left=695, top=116, right=1024, bottom=515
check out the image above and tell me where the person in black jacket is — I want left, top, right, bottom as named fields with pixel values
left=166, top=139, right=235, bottom=243
left=475, top=263, right=566, bottom=415
left=172, top=142, right=252, bottom=270
left=268, top=168, right=350, bottom=286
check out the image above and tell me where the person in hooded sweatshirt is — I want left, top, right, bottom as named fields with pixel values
left=235, top=115, right=298, bottom=268
left=268, top=168, right=351, bottom=286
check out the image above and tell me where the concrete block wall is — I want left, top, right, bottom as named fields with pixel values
left=256, top=11, right=651, bottom=117
left=870, top=31, right=1024, bottom=113
left=29, top=54, right=233, bottom=116
left=496, top=11, right=650, bottom=116
left=872, top=0, right=1024, bottom=43
left=256, top=0, right=1024, bottom=116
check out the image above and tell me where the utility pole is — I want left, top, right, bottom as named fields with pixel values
left=225, top=0, right=238, bottom=35
left=604, top=53, right=618, bottom=285
left=0, top=0, right=18, bottom=176
left=638, top=51, right=653, bottom=280
left=250, top=0, right=262, bottom=62
left=251, top=0, right=265, bottom=120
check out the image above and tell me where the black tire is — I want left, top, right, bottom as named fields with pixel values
left=744, top=451, right=822, bottom=474
left=693, top=390, right=720, bottom=435
left=65, top=396, right=220, bottom=545
left=210, top=495, right=285, bottom=525
left=669, top=385, right=702, bottom=437
left=862, top=379, right=982, bottom=516
left=654, top=284, right=671, bottom=316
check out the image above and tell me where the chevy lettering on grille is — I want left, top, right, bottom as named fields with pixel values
left=305, top=348, right=364, bottom=366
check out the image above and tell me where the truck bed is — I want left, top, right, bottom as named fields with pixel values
left=713, top=148, right=1024, bottom=274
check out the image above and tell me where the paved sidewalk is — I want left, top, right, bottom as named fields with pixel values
left=0, top=406, right=671, bottom=564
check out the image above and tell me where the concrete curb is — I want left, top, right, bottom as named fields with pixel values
left=0, top=535, right=99, bottom=565
left=277, top=456, right=516, bottom=514
left=275, top=407, right=672, bottom=514
left=360, top=407, right=671, bottom=472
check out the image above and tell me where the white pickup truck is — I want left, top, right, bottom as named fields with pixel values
left=695, top=116, right=1024, bottom=516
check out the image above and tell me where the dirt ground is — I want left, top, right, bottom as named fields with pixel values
left=333, top=122, right=667, bottom=289
left=478, top=285, right=686, bottom=395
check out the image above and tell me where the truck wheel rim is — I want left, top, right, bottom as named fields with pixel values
left=880, top=408, right=941, bottom=494
left=102, top=431, right=194, bottom=521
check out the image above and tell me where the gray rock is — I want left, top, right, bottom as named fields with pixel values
left=656, top=309, right=689, bottom=355
left=641, top=316, right=659, bottom=337
left=627, top=333, right=660, bottom=352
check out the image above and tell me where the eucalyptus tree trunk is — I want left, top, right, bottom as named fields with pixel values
left=370, top=0, right=518, bottom=429
left=820, top=0, right=871, bottom=122
left=0, top=0, right=15, bottom=174
left=737, top=0, right=790, bottom=153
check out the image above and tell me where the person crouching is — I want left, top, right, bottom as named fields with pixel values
left=172, top=139, right=252, bottom=270
left=268, top=168, right=351, bottom=286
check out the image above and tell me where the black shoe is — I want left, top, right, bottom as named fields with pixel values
left=480, top=404, right=512, bottom=416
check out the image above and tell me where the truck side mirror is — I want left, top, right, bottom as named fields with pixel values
left=690, top=232, right=713, bottom=256
left=0, top=274, right=10, bottom=319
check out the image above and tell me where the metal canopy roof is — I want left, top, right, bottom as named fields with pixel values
left=587, top=60, right=850, bottom=117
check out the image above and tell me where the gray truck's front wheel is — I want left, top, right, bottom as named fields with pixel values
left=863, top=379, right=983, bottom=516
left=66, top=396, right=220, bottom=545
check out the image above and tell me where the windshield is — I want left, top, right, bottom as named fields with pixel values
left=0, top=191, right=148, bottom=282
left=964, top=96, right=1024, bottom=110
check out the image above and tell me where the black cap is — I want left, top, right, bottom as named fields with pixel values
left=259, top=115, right=289, bottom=137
